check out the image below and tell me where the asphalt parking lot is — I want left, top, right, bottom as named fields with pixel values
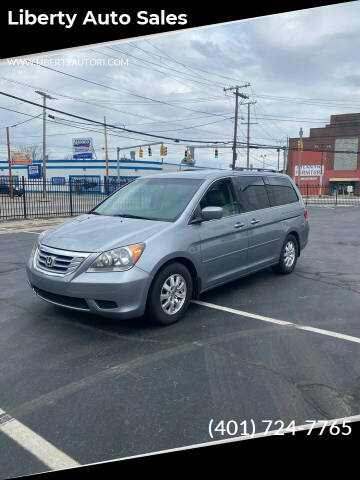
left=1, top=206, right=360, bottom=478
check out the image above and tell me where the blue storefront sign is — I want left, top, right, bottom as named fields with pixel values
left=73, top=153, right=93, bottom=160
left=28, top=164, right=42, bottom=178
left=52, top=177, right=66, bottom=185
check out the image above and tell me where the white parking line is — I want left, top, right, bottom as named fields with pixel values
left=192, top=300, right=360, bottom=345
left=0, top=408, right=79, bottom=470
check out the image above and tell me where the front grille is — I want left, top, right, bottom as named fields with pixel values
left=36, top=245, right=86, bottom=275
left=33, top=286, right=89, bottom=310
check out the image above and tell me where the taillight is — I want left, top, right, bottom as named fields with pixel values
left=304, top=208, right=308, bottom=220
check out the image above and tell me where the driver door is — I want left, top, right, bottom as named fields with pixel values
left=196, top=177, right=250, bottom=289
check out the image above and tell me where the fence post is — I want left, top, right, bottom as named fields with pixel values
left=69, top=179, right=73, bottom=216
left=22, top=176, right=27, bottom=219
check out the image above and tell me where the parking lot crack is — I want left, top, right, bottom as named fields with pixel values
left=294, top=271, right=360, bottom=295
left=207, top=344, right=332, bottom=418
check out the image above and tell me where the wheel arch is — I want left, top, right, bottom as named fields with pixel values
left=148, top=256, right=201, bottom=299
left=287, top=230, right=301, bottom=256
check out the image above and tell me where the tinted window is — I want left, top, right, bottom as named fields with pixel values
left=265, top=176, right=298, bottom=206
left=200, top=178, right=239, bottom=218
left=93, top=177, right=202, bottom=221
left=233, top=176, right=270, bottom=212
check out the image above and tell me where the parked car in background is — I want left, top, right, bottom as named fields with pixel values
left=0, top=183, right=24, bottom=197
left=27, top=169, right=309, bottom=326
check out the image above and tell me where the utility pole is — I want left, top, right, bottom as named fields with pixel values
left=247, top=103, right=250, bottom=168
left=224, top=84, right=249, bottom=170
left=104, top=116, right=109, bottom=191
left=6, top=127, right=14, bottom=199
left=277, top=148, right=280, bottom=172
left=298, top=128, right=303, bottom=193
left=35, top=91, right=55, bottom=198
left=282, top=145, right=287, bottom=174
left=283, top=137, right=289, bottom=173
left=240, top=102, right=257, bottom=168
left=116, top=147, right=121, bottom=185
left=314, top=143, right=331, bottom=196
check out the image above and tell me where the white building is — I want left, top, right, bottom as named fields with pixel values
left=0, top=157, right=221, bottom=192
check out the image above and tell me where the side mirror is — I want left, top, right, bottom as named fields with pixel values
left=201, top=206, right=223, bottom=221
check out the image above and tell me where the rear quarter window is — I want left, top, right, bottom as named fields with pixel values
left=233, top=176, right=270, bottom=212
left=265, top=176, right=299, bottom=206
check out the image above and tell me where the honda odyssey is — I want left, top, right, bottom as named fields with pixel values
left=26, top=170, right=309, bottom=325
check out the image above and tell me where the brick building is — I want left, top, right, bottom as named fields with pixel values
left=286, top=113, right=360, bottom=195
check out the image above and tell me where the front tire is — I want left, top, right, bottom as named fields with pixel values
left=147, top=262, right=193, bottom=326
left=273, top=235, right=298, bottom=275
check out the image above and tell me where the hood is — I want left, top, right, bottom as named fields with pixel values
left=41, top=214, right=170, bottom=252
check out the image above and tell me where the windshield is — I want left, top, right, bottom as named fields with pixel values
left=92, top=177, right=203, bottom=221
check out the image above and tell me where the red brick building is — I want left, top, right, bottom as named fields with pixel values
left=286, top=113, right=360, bottom=195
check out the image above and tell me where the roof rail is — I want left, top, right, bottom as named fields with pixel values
left=178, top=168, right=203, bottom=171
left=233, top=167, right=278, bottom=173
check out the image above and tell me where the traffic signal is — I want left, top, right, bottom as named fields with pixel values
left=164, top=146, right=167, bottom=156
left=184, top=150, right=188, bottom=161
left=148, top=146, right=152, bottom=157
left=139, top=147, right=143, bottom=158
left=160, top=145, right=167, bottom=156
left=297, top=140, right=303, bottom=151
left=215, top=148, right=218, bottom=159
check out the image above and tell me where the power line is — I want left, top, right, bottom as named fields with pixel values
left=106, top=45, right=225, bottom=90
left=0, top=90, right=232, bottom=144
left=27, top=61, right=231, bottom=119
left=144, top=40, right=250, bottom=85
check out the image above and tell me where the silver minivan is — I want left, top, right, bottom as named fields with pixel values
left=26, top=170, right=309, bottom=325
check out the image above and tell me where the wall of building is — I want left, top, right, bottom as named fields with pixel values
left=286, top=113, right=360, bottom=194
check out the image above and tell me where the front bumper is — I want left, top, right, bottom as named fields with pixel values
left=26, top=251, right=151, bottom=319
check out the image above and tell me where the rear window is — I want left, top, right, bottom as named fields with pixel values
left=233, top=176, right=270, bottom=212
left=265, top=176, right=298, bottom=206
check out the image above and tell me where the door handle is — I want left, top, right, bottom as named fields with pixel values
left=234, top=222, right=245, bottom=228
left=250, top=219, right=260, bottom=225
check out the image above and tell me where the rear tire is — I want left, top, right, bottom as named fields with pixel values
left=147, top=262, right=193, bottom=326
left=273, top=234, right=298, bottom=275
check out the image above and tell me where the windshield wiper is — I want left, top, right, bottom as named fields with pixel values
left=113, top=214, right=150, bottom=220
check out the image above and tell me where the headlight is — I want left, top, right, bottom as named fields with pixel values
left=87, top=243, right=145, bottom=272
left=31, top=230, right=46, bottom=257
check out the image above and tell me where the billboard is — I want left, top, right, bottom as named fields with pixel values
left=72, top=138, right=94, bottom=160
left=72, top=138, right=93, bottom=153
left=11, top=151, right=33, bottom=165
left=294, top=165, right=324, bottom=177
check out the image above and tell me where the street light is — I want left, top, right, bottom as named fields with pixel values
left=35, top=91, right=56, bottom=198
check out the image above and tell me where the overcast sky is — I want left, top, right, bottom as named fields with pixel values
left=1, top=1, right=360, bottom=170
